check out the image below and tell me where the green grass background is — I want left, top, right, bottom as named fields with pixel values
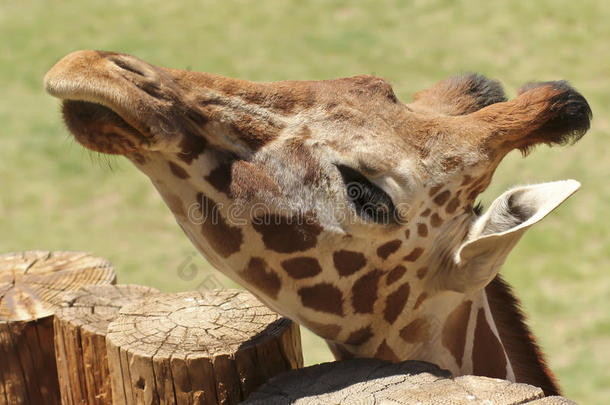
left=1, top=1, right=608, bottom=402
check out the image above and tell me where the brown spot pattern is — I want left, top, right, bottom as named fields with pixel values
left=374, top=340, right=400, bottom=362
left=376, top=239, right=402, bottom=260
left=280, top=257, right=322, bottom=279
left=461, top=175, right=473, bottom=186
left=442, top=300, right=472, bottom=368
left=416, top=267, right=428, bottom=279
left=205, top=158, right=233, bottom=195
left=421, top=208, right=431, bottom=217
left=473, top=307, right=508, bottom=379
left=433, top=190, right=451, bottom=206
left=446, top=197, right=461, bottom=214
left=333, top=250, right=367, bottom=277
left=163, top=193, right=186, bottom=218
left=298, top=283, right=344, bottom=316
left=168, top=161, right=190, bottom=179
left=404, top=247, right=424, bottom=262
left=417, top=223, right=428, bottom=237
left=178, top=134, right=207, bottom=164
left=429, top=185, right=443, bottom=197
left=413, top=292, right=428, bottom=310
left=345, top=325, right=373, bottom=345
left=386, top=265, right=407, bottom=286
left=405, top=229, right=410, bottom=239
left=252, top=213, right=322, bottom=253
left=301, top=318, right=341, bottom=340
left=352, top=270, right=383, bottom=314
left=399, top=318, right=430, bottom=343
left=383, top=282, right=410, bottom=324
left=241, top=257, right=281, bottom=299
left=430, top=213, right=443, bottom=228
left=196, top=193, right=243, bottom=258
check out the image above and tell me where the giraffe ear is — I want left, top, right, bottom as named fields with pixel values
left=446, top=180, right=580, bottom=293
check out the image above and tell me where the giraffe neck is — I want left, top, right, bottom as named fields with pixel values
left=327, top=275, right=560, bottom=397
left=326, top=285, right=514, bottom=380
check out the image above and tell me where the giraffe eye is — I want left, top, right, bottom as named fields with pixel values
left=336, top=164, right=396, bottom=224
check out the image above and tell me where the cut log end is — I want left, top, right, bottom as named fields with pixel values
left=106, top=289, right=303, bottom=405
left=54, top=284, right=159, bottom=405
left=0, top=250, right=116, bottom=322
left=243, top=359, right=576, bottom=405
left=0, top=251, right=116, bottom=405
left=57, top=283, right=159, bottom=335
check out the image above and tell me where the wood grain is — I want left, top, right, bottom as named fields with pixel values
left=106, top=289, right=303, bottom=405
left=243, top=359, right=577, bottom=405
left=0, top=251, right=115, bottom=405
left=54, top=284, right=158, bottom=405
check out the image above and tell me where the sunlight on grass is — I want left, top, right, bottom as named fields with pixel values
left=1, top=1, right=608, bottom=403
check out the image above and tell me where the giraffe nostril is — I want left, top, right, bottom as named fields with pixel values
left=110, top=56, right=146, bottom=77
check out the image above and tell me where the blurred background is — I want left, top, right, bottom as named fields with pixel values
left=1, top=1, right=608, bottom=402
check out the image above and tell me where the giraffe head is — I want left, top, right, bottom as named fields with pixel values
left=45, top=51, right=591, bottom=368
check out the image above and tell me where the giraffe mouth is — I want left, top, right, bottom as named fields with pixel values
left=45, top=50, right=167, bottom=156
left=61, top=100, right=152, bottom=155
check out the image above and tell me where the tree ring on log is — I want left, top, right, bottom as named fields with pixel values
left=54, top=284, right=159, bottom=405
left=106, top=289, right=303, bottom=405
left=0, top=251, right=116, bottom=405
left=0, top=250, right=116, bottom=321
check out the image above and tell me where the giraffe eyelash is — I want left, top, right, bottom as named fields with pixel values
left=335, top=164, right=397, bottom=225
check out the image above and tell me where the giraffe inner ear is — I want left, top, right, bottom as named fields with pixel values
left=445, top=180, right=580, bottom=293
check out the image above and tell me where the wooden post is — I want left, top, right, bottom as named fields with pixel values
left=0, top=251, right=115, bottom=405
left=106, top=289, right=303, bottom=405
left=54, top=284, right=159, bottom=405
left=243, top=358, right=577, bottom=405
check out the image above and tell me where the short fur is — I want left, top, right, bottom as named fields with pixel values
left=486, top=275, right=560, bottom=396
left=412, top=73, right=506, bottom=115
left=44, top=51, right=593, bottom=394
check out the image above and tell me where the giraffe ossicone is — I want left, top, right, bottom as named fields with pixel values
left=45, top=50, right=592, bottom=396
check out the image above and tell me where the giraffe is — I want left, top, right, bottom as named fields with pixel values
left=44, top=50, right=592, bottom=396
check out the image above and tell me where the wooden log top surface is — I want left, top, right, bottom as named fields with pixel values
left=0, top=251, right=116, bottom=322
left=107, top=289, right=292, bottom=359
left=243, top=359, right=577, bottom=405
left=57, top=284, right=159, bottom=335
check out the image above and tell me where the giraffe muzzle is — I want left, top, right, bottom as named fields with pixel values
left=45, top=50, right=185, bottom=155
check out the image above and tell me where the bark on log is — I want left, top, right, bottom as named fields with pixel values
left=54, top=284, right=159, bottom=405
left=0, top=251, right=115, bottom=405
left=243, top=358, right=577, bottom=405
left=106, top=289, right=303, bottom=405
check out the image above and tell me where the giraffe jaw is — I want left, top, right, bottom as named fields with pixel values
left=60, top=100, right=152, bottom=155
